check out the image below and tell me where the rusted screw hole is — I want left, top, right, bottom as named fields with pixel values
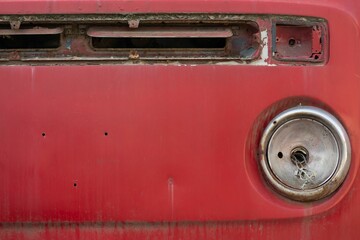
left=291, top=147, right=309, bottom=165
left=278, top=152, right=283, bottom=159
left=288, top=38, right=296, bottom=47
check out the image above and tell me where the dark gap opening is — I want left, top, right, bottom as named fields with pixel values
left=0, top=34, right=60, bottom=49
left=290, top=147, right=309, bottom=165
left=288, top=38, right=296, bottom=47
left=92, top=37, right=226, bottom=49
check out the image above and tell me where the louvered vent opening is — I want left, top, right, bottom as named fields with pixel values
left=0, top=25, right=62, bottom=49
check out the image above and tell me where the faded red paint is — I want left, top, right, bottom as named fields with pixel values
left=0, top=0, right=360, bottom=239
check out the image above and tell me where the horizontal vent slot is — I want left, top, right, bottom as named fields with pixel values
left=92, top=38, right=227, bottom=49
left=89, top=27, right=231, bottom=49
left=0, top=27, right=62, bottom=49
left=87, top=27, right=233, bottom=38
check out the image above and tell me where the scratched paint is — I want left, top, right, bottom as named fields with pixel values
left=0, top=0, right=359, bottom=239
left=251, top=30, right=276, bottom=66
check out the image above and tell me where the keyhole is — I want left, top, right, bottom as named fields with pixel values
left=291, top=147, right=309, bottom=165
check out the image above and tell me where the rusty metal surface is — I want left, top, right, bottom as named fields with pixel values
left=0, top=14, right=328, bottom=64
left=0, top=16, right=263, bottom=63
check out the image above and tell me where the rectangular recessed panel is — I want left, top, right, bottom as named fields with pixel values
left=88, top=23, right=260, bottom=59
left=274, top=24, right=324, bottom=62
left=0, top=15, right=328, bottom=64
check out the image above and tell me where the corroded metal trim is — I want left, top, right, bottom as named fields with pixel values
left=0, top=14, right=328, bottom=65
left=0, top=14, right=327, bottom=24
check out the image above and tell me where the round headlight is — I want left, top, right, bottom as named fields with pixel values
left=259, top=106, right=351, bottom=201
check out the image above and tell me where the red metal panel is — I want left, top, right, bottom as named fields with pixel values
left=1, top=64, right=353, bottom=222
left=0, top=0, right=359, bottom=239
